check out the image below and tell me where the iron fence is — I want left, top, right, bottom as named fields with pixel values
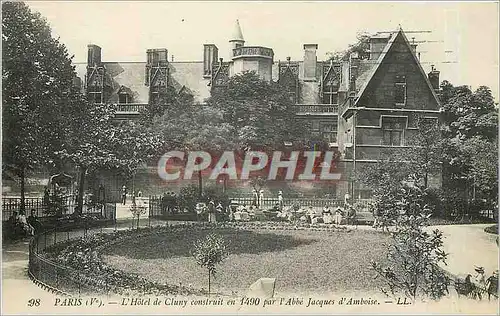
left=2, top=197, right=114, bottom=222
left=28, top=219, right=118, bottom=296
left=148, top=195, right=374, bottom=215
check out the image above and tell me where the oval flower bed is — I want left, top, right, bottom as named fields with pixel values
left=42, top=226, right=209, bottom=296
left=42, top=222, right=357, bottom=296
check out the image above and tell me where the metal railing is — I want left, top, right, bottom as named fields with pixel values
left=28, top=219, right=117, bottom=296
left=116, top=103, right=146, bottom=113
left=293, top=104, right=339, bottom=114
left=233, top=46, right=274, bottom=59
left=2, top=197, right=113, bottom=221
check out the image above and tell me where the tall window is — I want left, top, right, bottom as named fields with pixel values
left=321, top=122, right=337, bottom=143
left=382, top=116, right=406, bottom=146
left=395, top=75, right=406, bottom=106
left=322, top=84, right=339, bottom=105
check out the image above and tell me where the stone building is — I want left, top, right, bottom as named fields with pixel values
left=74, top=20, right=442, bottom=199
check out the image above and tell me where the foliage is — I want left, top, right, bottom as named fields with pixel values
left=191, top=233, right=229, bottom=294
left=327, top=31, right=371, bottom=61
left=139, top=85, right=186, bottom=122
left=371, top=191, right=449, bottom=301
left=202, top=185, right=230, bottom=207
left=177, top=185, right=200, bottom=212
left=207, top=71, right=310, bottom=150
left=2, top=1, right=77, bottom=212
left=439, top=81, right=498, bottom=217
left=404, top=116, right=443, bottom=188
left=249, top=175, right=267, bottom=192
left=56, top=98, right=162, bottom=214
left=440, top=82, right=497, bottom=141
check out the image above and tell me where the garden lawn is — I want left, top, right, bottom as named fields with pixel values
left=102, top=228, right=390, bottom=296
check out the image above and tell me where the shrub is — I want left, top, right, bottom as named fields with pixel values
left=371, top=191, right=449, bottom=301
left=191, top=233, right=229, bottom=295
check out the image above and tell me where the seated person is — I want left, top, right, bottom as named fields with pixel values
left=333, top=207, right=344, bottom=225
left=17, top=210, right=34, bottom=236
left=27, top=209, right=42, bottom=235
left=6, top=211, right=20, bottom=239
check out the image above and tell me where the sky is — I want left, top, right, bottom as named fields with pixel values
left=26, top=1, right=499, bottom=101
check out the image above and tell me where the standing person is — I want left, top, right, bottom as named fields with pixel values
left=344, top=192, right=351, bottom=208
left=259, top=190, right=264, bottom=209
left=97, top=183, right=106, bottom=204
left=486, top=270, right=498, bottom=300
left=252, top=189, right=258, bottom=207
left=121, top=185, right=127, bottom=205
left=277, top=191, right=284, bottom=210
left=216, top=202, right=224, bottom=221
left=208, top=200, right=217, bottom=223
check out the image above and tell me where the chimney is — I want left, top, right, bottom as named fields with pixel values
left=428, top=65, right=440, bottom=91
left=410, top=37, right=418, bottom=54
left=303, top=44, right=318, bottom=80
left=87, top=44, right=102, bottom=67
left=203, top=44, right=219, bottom=78
left=369, top=34, right=390, bottom=60
left=349, top=52, right=360, bottom=92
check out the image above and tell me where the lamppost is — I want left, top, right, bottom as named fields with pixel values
left=218, top=175, right=227, bottom=194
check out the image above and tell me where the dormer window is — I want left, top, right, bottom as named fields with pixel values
left=117, top=86, right=133, bottom=104
left=322, top=63, right=341, bottom=105
left=395, top=75, right=407, bottom=106
left=118, top=93, right=128, bottom=104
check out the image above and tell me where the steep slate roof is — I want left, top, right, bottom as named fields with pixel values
left=353, top=29, right=441, bottom=107
left=73, top=61, right=211, bottom=104
left=169, top=62, right=211, bottom=102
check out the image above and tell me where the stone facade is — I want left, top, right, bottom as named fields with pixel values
left=75, top=22, right=442, bottom=199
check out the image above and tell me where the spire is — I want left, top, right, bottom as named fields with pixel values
left=230, top=19, right=244, bottom=42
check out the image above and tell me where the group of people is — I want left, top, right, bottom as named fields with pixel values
left=470, top=266, right=498, bottom=300
left=196, top=200, right=226, bottom=223
left=6, top=209, right=42, bottom=239
left=275, top=205, right=355, bottom=225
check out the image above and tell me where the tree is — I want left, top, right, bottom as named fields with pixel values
left=207, top=71, right=310, bottom=150
left=139, top=85, right=194, bottom=123
left=439, top=81, right=498, bottom=217
left=371, top=185, right=450, bottom=302
left=191, top=233, right=229, bottom=295
left=440, top=82, right=497, bottom=142
left=327, top=31, right=371, bottom=61
left=56, top=95, right=162, bottom=216
left=151, top=102, right=236, bottom=198
left=2, top=1, right=76, bottom=213
left=404, top=115, right=443, bottom=188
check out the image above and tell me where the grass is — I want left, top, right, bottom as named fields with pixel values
left=103, top=227, right=390, bottom=296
